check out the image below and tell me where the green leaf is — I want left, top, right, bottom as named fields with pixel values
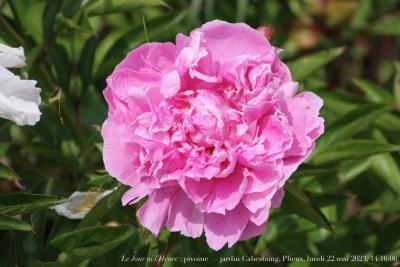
left=0, top=231, right=17, bottom=267
left=46, top=225, right=134, bottom=265
left=304, top=191, right=349, bottom=208
left=312, top=103, right=393, bottom=156
left=55, top=13, right=93, bottom=34
left=77, top=186, right=127, bottom=229
left=313, top=139, right=400, bottom=165
left=291, top=164, right=336, bottom=179
left=375, top=221, right=400, bottom=254
left=352, top=79, right=393, bottom=104
left=0, top=162, right=20, bottom=182
left=79, top=36, right=100, bottom=90
left=370, top=13, right=400, bottom=35
left=315, top=89, right=366, bottom=115
left=85, top=0, right=168, bottom=16
left=50, top=43, right=72, bottom=89
left=394, top=61, right=400, bottom=104
left=87, top=174, right=115, bottom=187
left=0, top=214, right=32, bottom=231
left=363, top=196, right=400, bottom=215
left=282, top=182, right=333, bottom=232
left=42, top=0, right=63, bottom=44
left=94, top=9, right=188, bottom=79
left=0, top=193, right=67, bottom=216
left=371, top=152, right=400, bottom=195
left=287, top=47, right=345, bottom=81
left=338, top=158, right=373, bottom=184
left=0, top=143, right=10, bottom=158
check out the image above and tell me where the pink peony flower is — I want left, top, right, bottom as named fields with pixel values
left=101, top=20, right=324, bottom=250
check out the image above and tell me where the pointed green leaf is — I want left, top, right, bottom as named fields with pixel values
left=287, top=47, right=345, bottom=81
left=0, top=162, right=20, bottom=182
left=86, top=0, right=168, bottom=16
left=370, top=13, right=400, bottom=35
left=338, top=158, right=373, bottom=184
left=47, top=225, right=134, bottom=265
left=363, top=196, right=400, bottom=215
left=282, top=182, right=333, bottom=232
left=313, top=103, right=393, bottom=156
left=394, top=61, right=400, bottom=104
left=79, top=36, right=100, bottom=90
left=0, top=143, right=9, bottom=158
left=313, top=139, right=400, bottom=165
left=352, top=79, right=393, bottom=104
left=0, top=193, right=67, bottom=216
left=291, top=164, right=336, bottom=179
left=371, top=153, right=400, bottom=195
left=55, top=13, right=93, bottom=34
left=0, top=214, right=32, bottom=231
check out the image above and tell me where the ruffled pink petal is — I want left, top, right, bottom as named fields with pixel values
left=116, top=42, right=176, bottom=72
left=102, top=118, right=139, bottom=186
left=205, top=166, right=248, bottom=214
left=239, top=221, right=267, bottom=241
left=137, top=189, right=177, bottom=236
left=122, top=183, right=150, bottom=206
left=242, top=186, right=277, bottom=213
left=204, top=203, right=249, bottom=250
left=166, top=190, right=205, bottom=238
left=194, top=20, right=272, bottom=65
left=249, top=204, right=270, bottom=226
left=271, top=187, right=285, bottom=208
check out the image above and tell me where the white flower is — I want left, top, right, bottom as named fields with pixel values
left=0, top=43, right=41, bottom=126
left=51, top=189, right=114, bottom=220
left=0, top=43, right=25, bottom=68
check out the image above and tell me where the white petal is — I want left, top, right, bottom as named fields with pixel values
left=51, top=190, right=113, bottom=220
left=0, top=66, right=41, bottom=126
left=0, top=43, right=26, bottom=68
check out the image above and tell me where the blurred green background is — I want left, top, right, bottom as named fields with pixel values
left=1, top=0, right=400, bottom=266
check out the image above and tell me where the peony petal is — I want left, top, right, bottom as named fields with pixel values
left=166, top=190, right=205, bottom=238
left=101, top=118, right=140, bottom=186
left=122, top=183, right=150, bottom=206
left=161, top=70, right=181, bottom=98
left=239, top=221, right=267, bottom=241
left=270, top=187, right=285, bottom=208
left=194, top=20, right=272, bottom=65
left=137, top=189, right=176, bottom=236
left=206, top=166, right=248, bottom=214
left=204, top=203, right=249, bottom=250
left=249, top=204, right=270, bottom=226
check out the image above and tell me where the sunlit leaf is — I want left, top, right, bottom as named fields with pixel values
left=0, top=162, right=20, bottom=182
left=0, top=194, right=67, bottom=216
left=352, top=79, right=393, bottom=104
left=394, top=61, right=400, bottom=104
left=312, top=104, right=393, bottom=156
left=287, top=47, right=345, bottom=81
left=0, top=214, right=32, bottom=231
left=371, top=153, right=400, bottom=195
left=85, top=0, right=168, bottom=16
left=370, top=12, right=400, bottom=35
left=313, top=139, right=400, bottom=165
